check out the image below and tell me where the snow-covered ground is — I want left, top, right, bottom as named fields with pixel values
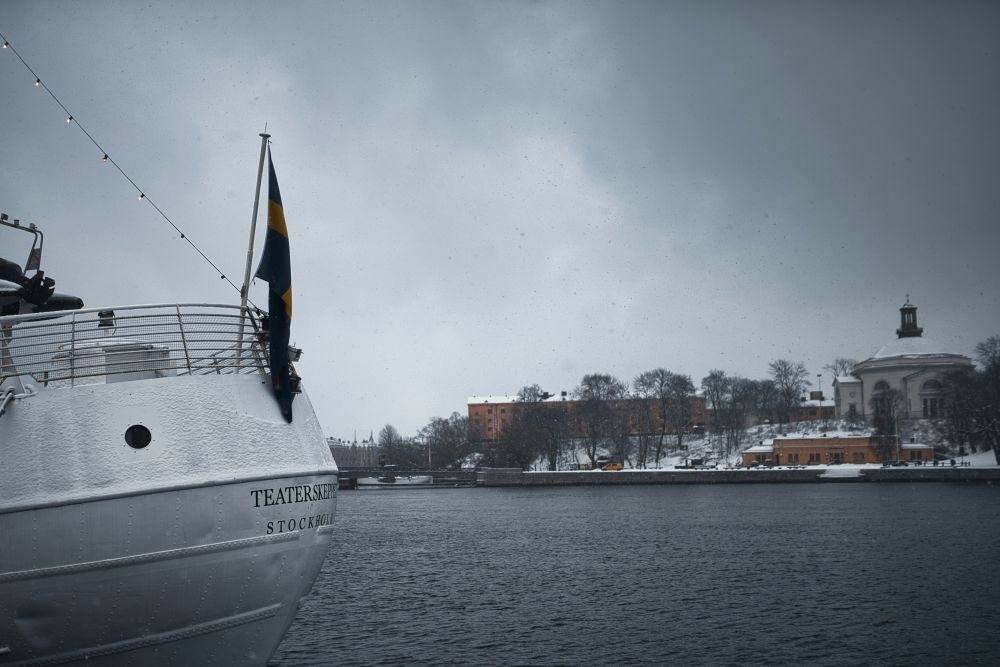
left=532, top=420, right=998, bottom=471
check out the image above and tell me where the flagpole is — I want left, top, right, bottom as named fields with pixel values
left=238, top=132, right=271, bottom=368
left=241, top=132, right=271, bottom=310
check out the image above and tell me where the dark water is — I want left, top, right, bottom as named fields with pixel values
left=271, top=484, right=1000, bottom=666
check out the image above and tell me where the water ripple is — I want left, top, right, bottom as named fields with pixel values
left=272, top=484, right=1000, bottom=666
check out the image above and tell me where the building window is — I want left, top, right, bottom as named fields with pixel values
left=923, top=398, right=943, bottom=418
left=848, top=404, right=857, bottom=418
left=921, top=380, right=943, bottom=418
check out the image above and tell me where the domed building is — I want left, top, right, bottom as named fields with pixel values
left=834, top=300, right=972, bottom=421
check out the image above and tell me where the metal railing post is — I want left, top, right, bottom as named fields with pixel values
left=176, top=305, right=193, bottom=375
left=69, top=311, right=77, bottom=387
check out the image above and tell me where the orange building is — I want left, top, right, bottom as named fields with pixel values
left=742, top=435, right=934, bottom=466
left=468, top=394, right=708, bottom=442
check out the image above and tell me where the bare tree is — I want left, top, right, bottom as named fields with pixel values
left=977, top=336, right=1000, bottom=366
left=516, top=383, right=547, bottom=402
left=666, top=373, right=696, bottom=451
left=634, top=369, right=672, bottom=467
left=942, top=336, right=1000, bottom=464
left=824, top=358, right=858, bottom=378
left=608, top=396, right=635, bottom=467
left=769, top=359, right=811, bottom=423
left=718, top=377, right=757, bottom=460
left=497, top=413, right=546, bottom=470
left=871, top=387, right=905, bottom=462
left=701, top=369, right=728, bottom=433
left=514, top=384, right=568, bottom=471
left=941, top=369, right=978, bottom=454
left=574, top=373, right=627, bottom=467
left=377, top=424, right=401, bottom=447
left=419, top=412, right=470, bottom=470
left=976, top=336, right=1000, bottom=463
left=627, top=396, right=655, bottom=468
left=378, top=424, right=422, bottom=467
left=754, top=379, right=779, bottom=424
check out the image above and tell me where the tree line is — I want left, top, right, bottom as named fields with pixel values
left=361, top=358, right=816, bottom=470
left=350, top=338, right=1000, bottom=469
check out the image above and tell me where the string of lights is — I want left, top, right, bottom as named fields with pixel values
left=1, top=30, right=256, bottom=306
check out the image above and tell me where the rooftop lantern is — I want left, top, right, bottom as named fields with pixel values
left=896, top=296, right=923, bottom=339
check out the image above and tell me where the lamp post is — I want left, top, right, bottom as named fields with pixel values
left=816, top=374, right=823, bottom=425
left=895, top=414, right=900, bottom=463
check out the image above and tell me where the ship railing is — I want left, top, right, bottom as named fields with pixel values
left=0, top=304, right=271, bottom=388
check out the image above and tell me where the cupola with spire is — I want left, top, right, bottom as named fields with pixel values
left=896, top=296, right=923, bottom=338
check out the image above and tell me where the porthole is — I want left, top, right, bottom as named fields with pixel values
left=125, top=424, right=152, bottom=449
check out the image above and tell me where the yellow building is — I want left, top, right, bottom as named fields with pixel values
left=742, top=435, right=934, bottom=466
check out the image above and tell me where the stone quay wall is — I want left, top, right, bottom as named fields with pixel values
left=477, top=467, right=1000, bottom=487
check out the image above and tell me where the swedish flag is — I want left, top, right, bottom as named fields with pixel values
left=255, top=150, right=294, bottom=422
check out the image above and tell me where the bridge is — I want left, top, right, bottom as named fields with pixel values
left=337, top=468, right=478, bottom=489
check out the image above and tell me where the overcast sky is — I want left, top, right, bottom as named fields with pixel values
left=2, top=1, right=998, bottom=438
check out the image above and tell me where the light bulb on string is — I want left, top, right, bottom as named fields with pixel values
left=0, top=27, right=248, bottom=305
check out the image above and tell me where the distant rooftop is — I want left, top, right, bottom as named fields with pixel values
left=468, top=395, right=518, bottom=405
left=468, top=394, right=570, bottom=405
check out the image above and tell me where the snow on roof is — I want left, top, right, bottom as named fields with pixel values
left=868, top=336, right=965, bottom=361
left=468, top=394, right=571, bottom=405
left=467, top=395, right=518, bottom=405
left=771, top=434, right=871, bottom=443
left=744, top=443, right=773, bottom=453
left=760, top=432, right=871, bottom=445
left=835, top=375, right=859, bottom=384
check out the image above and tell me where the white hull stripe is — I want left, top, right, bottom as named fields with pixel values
left=0, top=467, right=339, bottom=516
left=5, top=603, right=283, bottom=666
left=0, top=532, right=298, bottom=583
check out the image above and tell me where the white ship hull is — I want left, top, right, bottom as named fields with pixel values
left=0, top=306, right=337, bottom=666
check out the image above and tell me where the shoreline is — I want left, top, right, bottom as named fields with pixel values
left=476, top=466, right=1000, bottom=486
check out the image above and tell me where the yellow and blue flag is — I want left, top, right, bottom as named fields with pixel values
left=254, top=150, right=294, bottom=422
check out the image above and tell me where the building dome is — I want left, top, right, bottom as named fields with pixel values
left=855, top=300, right=971, bottom=371
left=868, top=336, right=964, bottom=361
